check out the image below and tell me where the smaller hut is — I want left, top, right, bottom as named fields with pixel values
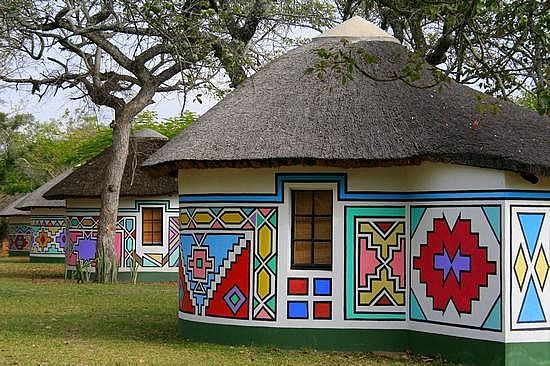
left=44, top=129, right=180, bottom=281
left=0, top=194, right=32, bottom=256
left=16, top=172, right=70, bottom=262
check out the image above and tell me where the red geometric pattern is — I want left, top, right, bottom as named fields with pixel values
left=288, top=278, right=309, bottom=295
left=313, top=301, right=332, bottom=320
left=413, top=217, right=497, bottom=314
left=205, top=247, right=250, bottom=319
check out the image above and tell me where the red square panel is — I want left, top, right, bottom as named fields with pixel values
left=288, top=278, right=309, bottom=295
left=313, top=301, right=332, bottom=320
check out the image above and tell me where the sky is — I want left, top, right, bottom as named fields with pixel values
left=0, top=84, right=217, bottom=123
left=0, top=21, right=321, bottom=124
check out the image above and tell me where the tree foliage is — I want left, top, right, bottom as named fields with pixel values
left=331, top=0, right=549, bottom=115
left=0, top=110, right=194, bottom=194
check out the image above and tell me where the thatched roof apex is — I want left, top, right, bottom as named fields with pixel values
left=16, top=171, right=71, bottom=210
left=44, top=133, right=177, bottom=199
left=143, top=17, right=550, bottom=177
left=317, top=16, right=399, bottom=43
left=0, top=193, right=31, bottom=217
left=132, top=128, right=168, bottom=140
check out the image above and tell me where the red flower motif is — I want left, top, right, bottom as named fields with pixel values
left=413, top=217, right=496, bottom=314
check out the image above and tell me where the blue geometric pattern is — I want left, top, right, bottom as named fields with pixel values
left=313, top=278, right=332, bottom=296
left=518, top=213, right=545, bottom=257
left=287, top=301, right=308, bottom=319
left=518, top=278, right=546, bottom=323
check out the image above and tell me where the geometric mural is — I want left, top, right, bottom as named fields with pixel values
left=510, top=206, right=550, bottom=330
left=67, top=210, right=179, bottom=270
left=286, top=277, right=333, bottom=320
left=410, top=206, right=501, bottom=331
left=179, top=207, right=277, bottom=321
left=67, top=215, right=132, bottom=267
left=345, top=206, right=406, bottom=320
left=30, top=216, right=66, bottom=256
left=8, top=224, right=32, bottom=253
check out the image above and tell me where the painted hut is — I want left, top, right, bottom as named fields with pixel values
left=0, top=194, right=32, bottom=256
left=16, top=172, right=70, bottom=262
left=142, top=17, right=550, bottom=366
left=44, top=129, right=179, bottom=281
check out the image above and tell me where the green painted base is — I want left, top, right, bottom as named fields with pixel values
left=29, top=256, right=65, bottom=263
left=505, top=342, right=550, bottom=366
left=8, top=250, right=29, bottom=257
left=65, top=270, right=178, bottom=283
left=178, top=319, right=550, bottom=366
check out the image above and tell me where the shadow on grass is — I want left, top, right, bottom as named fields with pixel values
left=0, top=263, right=65, bottom=280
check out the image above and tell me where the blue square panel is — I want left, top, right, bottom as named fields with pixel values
left=287, top=301, right=308, bottom=319
left=313, top=278, right=332, bottom=296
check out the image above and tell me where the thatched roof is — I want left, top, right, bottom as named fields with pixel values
left=16, top=171, right=71, bottom=210
left=143, top=17, right=550, bottom=177
left=44, top=129, right=177, bottom=199
left=0, top=193, right=31, bottom=217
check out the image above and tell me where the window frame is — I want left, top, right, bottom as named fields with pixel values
left=290, top=189, right=333, bottom=270
left=142, top=207, right=164, bottom=246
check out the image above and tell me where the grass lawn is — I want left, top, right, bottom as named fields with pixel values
left=0, top=257, right=452, bottom=365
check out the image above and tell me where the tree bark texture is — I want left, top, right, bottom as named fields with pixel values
left=96, top=111, right=132, bottom=283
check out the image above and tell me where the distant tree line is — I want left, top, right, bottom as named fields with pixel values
left=0, top=109, right=194, bottom=194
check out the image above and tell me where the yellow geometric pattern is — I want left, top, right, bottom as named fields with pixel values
left=220, top=211, right=245, bottom=225
left=514, top=246, right=528, bottom=290
left=359, top=222, right=404, bottom=258
left=358, top=268, right=405, bottom=305
left=258, top=225, right=272, bottom=260
left=535, top=247, right=549, bottom=288
left=257, top=268, right=271, bottom=300
left=193, top=212, right=214, bottom=224
left=179, top=212, right=190, bottom=225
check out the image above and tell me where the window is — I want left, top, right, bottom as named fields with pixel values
left=291, top=190, right=333, bottom=269
left=142, top=208, right=163, bottom=246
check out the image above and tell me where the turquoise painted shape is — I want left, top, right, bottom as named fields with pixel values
left=344, top=206, right=406, bottom=320
left=169, top=248, right=179, bottom=267
left=410, top=207, right=426, bottom=237
left=482, top=298, right=501, bottom=330
left=409, top=291, right=426, bottom=320
left=517, top=213, right=545, bottom=257
left=142, top=256, right=157, bottom=267
left=125, top=218, right=134, bottom=231
left=482, top=206, right=501, bottom=242
left=269, top=213, right=277, bottom=227
left=518, top=278, right=546, bottom=323
left=267, top=256, right=277, bottom=273
left=125, top=237, right=134, bottom=251
left=211, top=207, right=222, bottom=215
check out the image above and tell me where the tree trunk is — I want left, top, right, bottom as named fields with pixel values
left=96, top=110, right=133, bottom=283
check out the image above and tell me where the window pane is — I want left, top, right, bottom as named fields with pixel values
left=143, top=208, right=152, bottom=220
left=143, top=231, right=153, bottom=244
left=152, top=231, right=162, bottom=244
left=294, top=191, right=313, bottom=215
left=313, top=242, right=331, bottom=265
left=294, top=216, right=312, bottom=240
left=314, top=217, right=332, bottom=240
left=143, top=221, right=153, bottom=232
left=152, top=209, right=162, bottom=220
left=293, top=241, right=312, bottom=265
left=314, top=191, right=332, bottom=215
